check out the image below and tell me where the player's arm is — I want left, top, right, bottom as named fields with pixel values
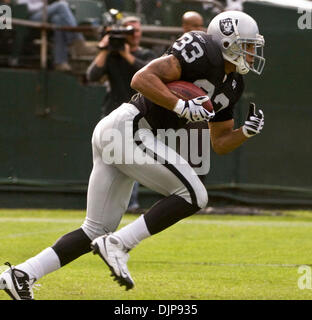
left=209, top=103, right=264, bottom=155
left=209, top=120, right=247, bottom=155
left=131, top=55, right=214, bottom=122
left=131, top=54, right=182, bottom=111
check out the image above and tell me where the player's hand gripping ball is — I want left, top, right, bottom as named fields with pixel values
left=168, top=81, right=215, bottom=122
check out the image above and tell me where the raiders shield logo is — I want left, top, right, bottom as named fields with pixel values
left=219, top=18, right=238, bottom=36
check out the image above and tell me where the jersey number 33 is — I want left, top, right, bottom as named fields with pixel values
left=173, top=33, right=230, bottom=112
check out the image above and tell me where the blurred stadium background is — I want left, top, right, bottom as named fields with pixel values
left=0, top=0, right=311, bottom=210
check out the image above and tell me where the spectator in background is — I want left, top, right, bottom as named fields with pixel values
left=87, top=15, right=157, bottom=212
left=16, top=0, right=96, bottom=71
left=225, top=0, right=244, bottom=11
left=87, top=16, right=156, bottom=118
left=181, top=11, right=204, bottom=33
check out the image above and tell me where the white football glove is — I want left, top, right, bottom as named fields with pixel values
left=173, top=96, right=215, bottom=122
left=242, top=102, right=264, bottom=138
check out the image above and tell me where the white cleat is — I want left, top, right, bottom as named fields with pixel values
left=91, top=234, right=135, bottom=290
left=0, top=262, right=36, bottom=300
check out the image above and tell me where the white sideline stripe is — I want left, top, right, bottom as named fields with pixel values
left=1, top=217, right=312, bottom=228
left=0, top=228, right=71, bottom=239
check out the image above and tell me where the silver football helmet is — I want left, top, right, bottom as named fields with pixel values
left=207, top=11, right=265, bottom=75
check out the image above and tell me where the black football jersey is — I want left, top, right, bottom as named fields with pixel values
left=130, top=31, right=244, bottom=130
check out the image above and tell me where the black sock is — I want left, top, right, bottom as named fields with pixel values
left=52, top=228, right=92, bottom=267
left=143, top=195, right=200, bottom=235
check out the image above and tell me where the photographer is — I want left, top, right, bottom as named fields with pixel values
left=86, top=16, right=157, bottom=116
left=87, top=16, right=157, bottom=212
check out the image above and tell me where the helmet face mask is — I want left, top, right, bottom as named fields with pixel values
left=207, top=11, right=265, bottom=75
left=227, top=35, right=265, bottom=75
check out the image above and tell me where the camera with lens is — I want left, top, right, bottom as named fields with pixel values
left=100, top=8, right=135, bottom=52
left=105, top=26, right=135, bottom=52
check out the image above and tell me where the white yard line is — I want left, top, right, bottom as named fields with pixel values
left=0, top=227, right=71, bottom=239
left=0, top=217, right=83, bottom=223
left=180, top=219, right=312, bottom=228
left=135, top=260, right=303, bottom=268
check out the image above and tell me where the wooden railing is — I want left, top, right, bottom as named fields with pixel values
left=10, top=17, right=184, bottom=68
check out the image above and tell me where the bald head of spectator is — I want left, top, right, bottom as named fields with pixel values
left=182, top=11, right=204, bottom=33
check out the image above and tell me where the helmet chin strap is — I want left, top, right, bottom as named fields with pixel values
left=223, top=53, right=249, bottom=75
left=235, top=56, right=249, bottom=75
left=228, top=18, right=249, bottom=75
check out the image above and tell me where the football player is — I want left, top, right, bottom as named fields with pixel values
left=0, top=11, right=265, bottom=298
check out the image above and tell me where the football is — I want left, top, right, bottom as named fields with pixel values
left=167, top=80, right=214, bottom=112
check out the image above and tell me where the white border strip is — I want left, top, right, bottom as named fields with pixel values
left=248, top=0, right=312, bottom=10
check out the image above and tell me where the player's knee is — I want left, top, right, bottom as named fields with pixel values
left=175, top=184, right=208, bottom=209
left=57, top=1, right=69, bottom=10
left=50, top=13, right=62, bottom=24
left=81, top=219, right=107, bottom=240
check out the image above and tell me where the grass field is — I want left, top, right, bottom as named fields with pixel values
left=1, top=209, right=312, bottom=300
